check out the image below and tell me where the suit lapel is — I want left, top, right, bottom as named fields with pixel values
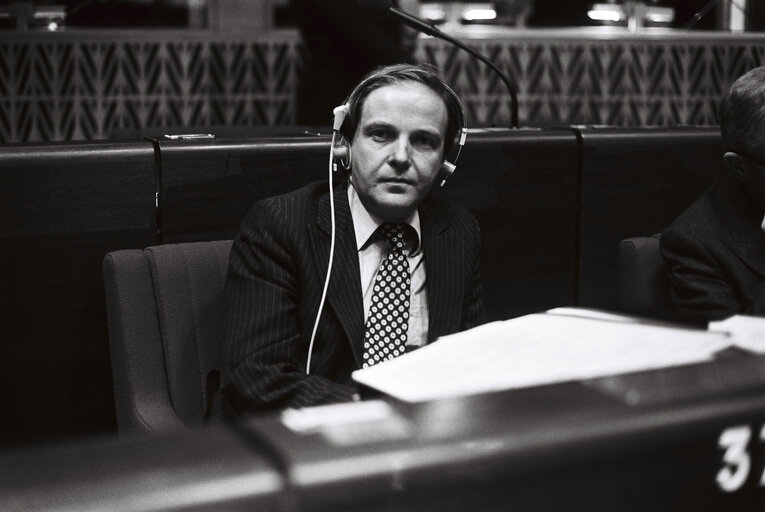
left=420, top=200, right=463, bottom=342
left=310, top=181, right=366, bottom=366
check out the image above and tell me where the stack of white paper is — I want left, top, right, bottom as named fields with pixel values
left=709, top=315, right=765, bottom=353
left=352, top=309, right=734, bottom=403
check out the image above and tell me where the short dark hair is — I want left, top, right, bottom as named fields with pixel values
left=719, top=66, right=765, bottom=157
left=339, top=63, right=464, bottom=156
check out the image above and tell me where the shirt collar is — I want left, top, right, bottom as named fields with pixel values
left=348, top=184, right=422, bottom=254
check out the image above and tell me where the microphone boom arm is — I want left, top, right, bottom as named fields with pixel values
left=389, top=7, right=519, bottom=128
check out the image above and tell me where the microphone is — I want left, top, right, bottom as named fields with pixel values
left=359, top=0, right=519, bottom=128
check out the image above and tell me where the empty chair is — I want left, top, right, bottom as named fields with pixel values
left=618, top=235, right=674, bottom=320
left=103, top=240, right=232, bottom=435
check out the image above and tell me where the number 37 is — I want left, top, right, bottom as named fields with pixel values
left=717, top=424, right=765, bottom=493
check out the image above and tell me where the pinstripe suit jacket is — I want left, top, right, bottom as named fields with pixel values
left=222, top=180, right=487, bottom=413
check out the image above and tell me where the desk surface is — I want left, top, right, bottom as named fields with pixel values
left=240, top=348, right=765, bottom=511
left=3, top=347, right=765, bottom=511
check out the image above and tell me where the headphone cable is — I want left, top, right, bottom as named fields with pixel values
left=306, top=132, right=338, bottom=374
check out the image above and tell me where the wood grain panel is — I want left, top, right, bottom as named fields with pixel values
left=0, top=142, right=157, bottom=447
left=437, top=129, right=579, bottom=320
left=578, top=127, right=726, bottom=309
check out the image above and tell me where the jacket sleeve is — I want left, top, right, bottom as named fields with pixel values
left=462, top=215, right=488, bottom=330
left=221, top=199, right=357, bottom=414
left=661, top=226, right=765, bottom=321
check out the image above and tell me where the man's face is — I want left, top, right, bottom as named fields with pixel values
left=349, top=81, right=448, bottom=223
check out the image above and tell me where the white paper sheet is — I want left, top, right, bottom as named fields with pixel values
left=709, top=315, right=765, bottom=353
left=352, top=310, right=733, bottom=403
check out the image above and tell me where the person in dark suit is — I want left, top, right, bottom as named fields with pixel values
left=222, top=64, right=487, bottom=414
left=661, top=66, right=765, bottom=321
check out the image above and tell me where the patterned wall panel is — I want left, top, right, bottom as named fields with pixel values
left=0, top=33, right=301, bottom=142
left=415, top=37, right=765, bottom=128
left=1, top=31, right=764, bottom=142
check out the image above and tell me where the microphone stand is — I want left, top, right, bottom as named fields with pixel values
left=388, top=7, right=519, bottom=128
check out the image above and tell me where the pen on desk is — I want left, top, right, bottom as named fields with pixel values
left=164, top=133, right=215, bottom=140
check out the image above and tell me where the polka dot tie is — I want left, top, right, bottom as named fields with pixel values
left=362, top=223, right=411, bottom=368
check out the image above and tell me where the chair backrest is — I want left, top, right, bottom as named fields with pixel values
left=103, top=240, right=232, bottom=435
left=618, top=235, right=674, bottom=319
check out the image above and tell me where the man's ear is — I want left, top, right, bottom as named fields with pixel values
left=724, top=152, right=747, bottom=182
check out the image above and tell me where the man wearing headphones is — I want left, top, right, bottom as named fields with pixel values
left=222, top=64, right=487, bottom=413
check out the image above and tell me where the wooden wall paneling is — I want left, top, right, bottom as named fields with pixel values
left=157, top=135, right=329, bottom=243
left=577, top=127, right=726, bottom=310
left=436, top=128, right=580, bottom=320
left=0, top=141, right=157, bottom=447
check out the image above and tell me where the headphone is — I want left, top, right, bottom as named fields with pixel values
left=330, top=68, right=468, bottom=187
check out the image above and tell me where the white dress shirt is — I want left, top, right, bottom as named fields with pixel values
left=348, top=185, right=429, bottom=349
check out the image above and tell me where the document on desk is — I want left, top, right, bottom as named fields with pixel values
left=352, top=309, right=733, bottom=403
left=709, top=314, right=765, bottom=353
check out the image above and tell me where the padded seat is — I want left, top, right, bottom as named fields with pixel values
left=618, top=235, right=674, bottom=319
left=103, top=240, right=232, bottom=435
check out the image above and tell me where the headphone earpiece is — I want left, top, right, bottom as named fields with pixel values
left=439, top=160, right=456, bottom=187
left=331, top=104, right=352, bottom=170
left=332, top=138, right=352, bottom=170
left=439, top=126, right=468, bottom=187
